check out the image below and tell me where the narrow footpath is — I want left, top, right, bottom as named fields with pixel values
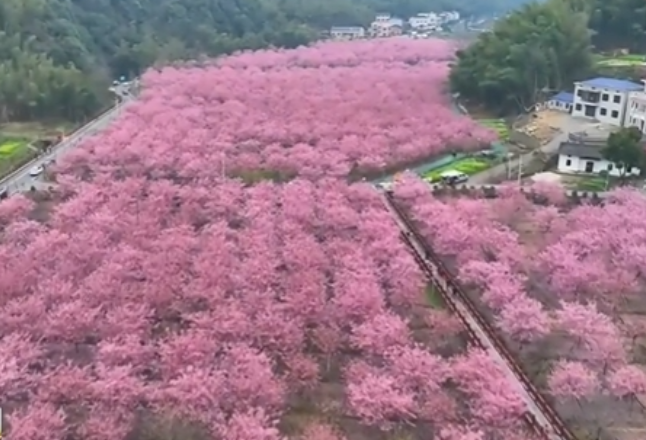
left=382, top=191, right=575, bottom=440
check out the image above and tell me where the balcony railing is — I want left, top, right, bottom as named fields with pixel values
left=577, top=92, right=601, bottom=103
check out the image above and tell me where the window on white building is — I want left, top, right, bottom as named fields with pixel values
left=611, top=110, right=619, bottom=118
left=602, top=94, right=609, bottom=101
left=566, top=159, right=572, bottom=166
left=575, top=104, right=582, bottom=111
left=600, top=108, right=607, bottom=115
left=607, top=164, right=613, bottom=171
left=613, top=95, right=621, bottom=103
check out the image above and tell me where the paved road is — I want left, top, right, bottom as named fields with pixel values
left=1, top=83, right=135, bottom=195
left=468, top=117, right=594, bottom=185
left=382, top=194, right=565, bottom=440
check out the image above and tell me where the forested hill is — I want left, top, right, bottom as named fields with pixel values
left=449, top=0, right=646, bottom=115
left=1, top=0, right=531, bottom=124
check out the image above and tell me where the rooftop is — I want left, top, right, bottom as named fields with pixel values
left=558, top=142, right=604, bottom=160
left=551, top=91, right=574, bottom=104
left=578, top=77, right=643, bottom=92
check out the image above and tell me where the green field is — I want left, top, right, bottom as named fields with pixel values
left=425, top=285, right=444, bottom=309
left=0, top=137, right=35, bottom=178
left=0, top=139, right=26, bottom=155
left=423, top=157, right=492, bottom=182
left=478, top=118, right=510, bottom=141
left=595, top=54, right=645, bottom=67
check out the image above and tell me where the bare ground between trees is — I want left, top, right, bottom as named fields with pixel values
left=275, top=297, right=482, bottom=440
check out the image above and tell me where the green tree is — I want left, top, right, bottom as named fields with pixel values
left=602, top=126, right=645, bottom=183
left=449, top=0, right=593, bottom=115
left=0, top=0, right=592, bottom=124
left=589, top=0, right=646, bottom=52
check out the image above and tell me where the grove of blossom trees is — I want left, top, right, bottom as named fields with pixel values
left=392, top=174, right=646, bottom=437
left=68, top=38, right=494, bottom=184
left=0, top=179, right=539, bottom=440
left=0, top=39, right=529, bottom=440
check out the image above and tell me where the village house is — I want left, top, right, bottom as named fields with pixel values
left=369, top=14, right=403, bottom=38
left=546, top=91, right=574, bottom=113
left=329, top=26, right=365, bottom=40
left=409, top=13, right=441, bottom=31
left=626, top=80, right=646, bottom=134
left=557, top=140, right=641, bottom=177
left=408, top=11, right=460, bottom=33
left=571, top=77, right=643, bottom=127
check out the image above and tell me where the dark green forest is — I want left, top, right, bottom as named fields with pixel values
left=1, top=0, right=539, bottom=124
left=450, top=0, right=646, bottom=115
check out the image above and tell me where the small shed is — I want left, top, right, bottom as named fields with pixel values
left=547, top=92, right=574, bottom=113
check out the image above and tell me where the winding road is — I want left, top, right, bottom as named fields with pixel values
left=0, top=83, right=135, bottom=195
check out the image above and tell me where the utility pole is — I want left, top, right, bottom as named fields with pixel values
left=221, top=152, right=226, bottom=179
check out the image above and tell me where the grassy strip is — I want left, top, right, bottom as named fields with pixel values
left=425, top=285, right=444, bottom=309
left=423, top=157, right=492, bottom=182
left=0, top=146, right=38, bottom=179
left=477, top=118, right=510, bottom=141
left=595, top=54, right=645, bottom=66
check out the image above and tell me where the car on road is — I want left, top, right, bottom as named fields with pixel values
left=439, top=170, right=469, bottom=185
left=29, top=165, right=44, bottom=177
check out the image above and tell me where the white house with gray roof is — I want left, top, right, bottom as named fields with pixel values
left=557, top=140, right=641, bottom=177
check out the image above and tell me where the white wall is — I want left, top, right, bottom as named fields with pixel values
left=626, top=93, right=646, bottom=134
left=558, top=154, right=641, bottom=177
left=571, top=84, right=629, bottom=127
left=330, top=28, right=365, bottom=39
left=409, top=13, right=440, bottom=29
left=547, top=100, right=572, bottom=112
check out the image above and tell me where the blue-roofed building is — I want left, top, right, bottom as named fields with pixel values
left=547, top=91, right=574, bottom=113
left=572, top=77, right=643, bottom=126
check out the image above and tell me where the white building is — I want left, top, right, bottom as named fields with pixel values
left=571, top=77, right=643, bottom=127
left=546, top=92, right=574, bottom=113
left=557, top=141, right=641, bottom=177
left=369, top=14, right=404, bottom=38
left=409, top=11, right=460, bottom=31
left=439, top=11, right=460, bottom=22
left=329, top=26, right=365, bottom=40
left=626, top=80, right=646, bottom=134
left=409, top=13, right=441, bottom=30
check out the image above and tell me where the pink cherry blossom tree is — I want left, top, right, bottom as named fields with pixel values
left=3, top=37, right=626, bottom=440
left=548, top=360, right=600, bottom=400
left=394, top=173, right=644, bottom=435
left=607, top=365, right=646, bottom=399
